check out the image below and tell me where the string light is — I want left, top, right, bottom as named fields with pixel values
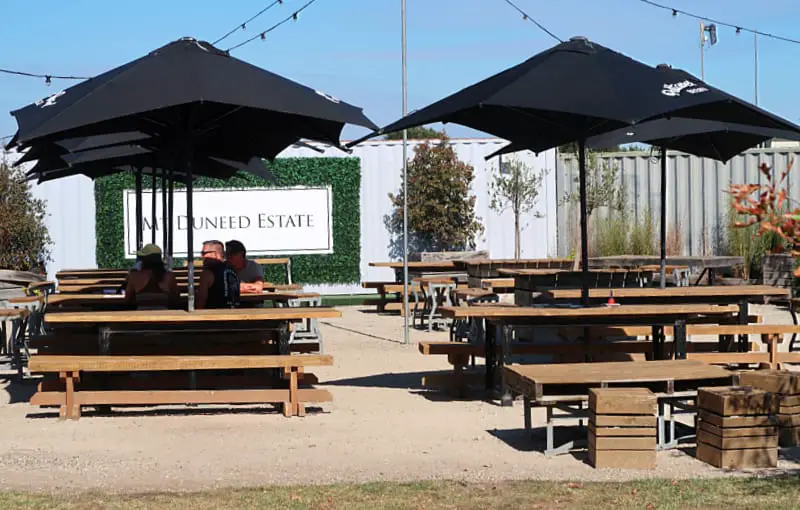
left=639, top=0, right=800, bottom=45
left=212, top=0, right=285, bottom=45
left=501, top=0, right=563, bottom=43
left=226, top=0, right=318, bottom=52
left=0, top=68, right=90, bottom=84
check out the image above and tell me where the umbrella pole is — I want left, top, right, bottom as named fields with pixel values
left=151, top=170, right=158, bottom=245
left=186, top=153, right=195, bottom=312
left=578, top=138, right=589, bottom=306
left=161, top=170, right=168, bottom=258
left=135, top=167, right=143, bottom=250
left=660, top=147, right=667, bottom=289
left=167, top=170, right=174, bottom=268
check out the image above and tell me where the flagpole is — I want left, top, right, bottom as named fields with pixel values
left=401, top=0, right=410, bottom=345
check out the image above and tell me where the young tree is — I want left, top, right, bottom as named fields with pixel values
left=387, top=136, right=483, bottom=255
left=384, top=126, right=443, bottom=141
left=489, top=158, right=548, bottom=259
left=559, top=150, right=625, bottom=268
left=0, top=155, right=51, bottom=272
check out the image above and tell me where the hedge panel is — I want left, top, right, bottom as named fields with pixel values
left=94, top=157, right=361, bottom=284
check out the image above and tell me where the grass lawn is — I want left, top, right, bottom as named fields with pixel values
left=2, top=476, right=800, bottom=509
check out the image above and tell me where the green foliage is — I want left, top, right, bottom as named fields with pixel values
left=383, top=126, right=443, bottom=140
left=489, top=158, right=548, bottom=258
left=592, top=209, right=656, bottom=257
left=560, top=151, right=625, bottom=217
left=0, top=156, right=51, bottom=272
left=95, top=158, right=361, bottom=284
left=387, top=136, right=483, bottom=256
left=722, top=210, right=776, bottom=280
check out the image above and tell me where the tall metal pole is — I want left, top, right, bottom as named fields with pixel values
left=401, top=0, right=410, bottom=345
left=186, top=151, right=195, bottom=312
left=161, top=170, right=168, bottom=255
left=578, top=139, right=589, bottom=306
left=167, top=170, right=174, bottom=267
left=700, top=21, right=705, bottom=80
left=754, top=33, right=759, bottom=105
left=659, top=148, right=668, bottom=289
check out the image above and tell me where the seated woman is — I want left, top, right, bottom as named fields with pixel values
left=124, top=244, right=179, bottom=310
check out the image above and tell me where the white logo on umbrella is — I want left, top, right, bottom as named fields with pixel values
left=35, top=91, right=66, bottom=108
left=662, top=81, right=708, bottom=97
left=315, top=90, right=340, bottom=104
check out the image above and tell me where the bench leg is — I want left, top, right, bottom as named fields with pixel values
left=524, top=397, right=532, bottom=435
left=59, top=371, right=81, bottom=421
left=282, top=367, right=300, bottom=417
left=764, top=333, right=779, bottom=370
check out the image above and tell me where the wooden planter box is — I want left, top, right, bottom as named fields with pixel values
left=762, top=253, right=795, bottom=290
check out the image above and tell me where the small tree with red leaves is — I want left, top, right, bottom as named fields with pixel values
left=727, top=160, right=800, bottom=275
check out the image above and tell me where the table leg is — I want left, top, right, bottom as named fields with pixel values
left=673, top=320, right=687, bottom=360
left=485, top=321, right=495, bottom=392
left=708, top=268, right=716, bottom=286
left=500, top=324, right=513, bottom=407
left=693, top=268, right=708, bottom=286
left=791, top=300, right=798, bottom=352
left=738, top=300, right=749, bottom=352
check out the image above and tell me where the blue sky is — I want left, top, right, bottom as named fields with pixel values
left=2, top=0, right=799, bottom=142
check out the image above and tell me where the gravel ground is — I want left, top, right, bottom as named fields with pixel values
left=1, top=304, right=799, bottom=493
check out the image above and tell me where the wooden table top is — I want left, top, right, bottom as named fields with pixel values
left=544, top=285, right=789, bottom=300
left=45, top=307, right=341, bottom=324
left=505, top=359, right=732, bottom=386
left=589, top=255, right=745, bottom=270
left=438, top=303, right=739, bottom=320
left=369, top=261, right=457, bottom=269
left=47, top=291, right=313, bottom=306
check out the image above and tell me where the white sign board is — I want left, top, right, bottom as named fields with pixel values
left=123, top=186, right=333, bottom=259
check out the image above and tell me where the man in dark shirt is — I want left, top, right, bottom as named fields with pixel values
left=196, top=240, right=240, bottom=309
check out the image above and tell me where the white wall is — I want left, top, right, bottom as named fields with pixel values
left=8, top=139, right=558, bottom=293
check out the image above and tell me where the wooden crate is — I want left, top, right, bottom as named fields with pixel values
left=695, top=441, right=777, bottom=469
left=589, top=388, right=657, bottom=415
left=738, top=370, right=800, bottom=396
left=587, top=448, right=656, bottom=470
left=697, top=386, right=778, bottom=416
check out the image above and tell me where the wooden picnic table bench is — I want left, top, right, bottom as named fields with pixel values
left=29, top=354, right=333, bottom=420
left=361, top=281, right=421, bottom=314
left=438, top=304, right=739, bottom=402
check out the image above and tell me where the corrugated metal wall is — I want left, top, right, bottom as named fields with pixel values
left=556, top=148, right=800, bottom=257
left=6, top=139, right=558, bottom=292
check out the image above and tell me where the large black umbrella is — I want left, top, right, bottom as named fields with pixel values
left=351, top=36, right=800, bottom=304
left=488, top=118, right=800, bottom=288
left=8, top=36, right=376, bottom=310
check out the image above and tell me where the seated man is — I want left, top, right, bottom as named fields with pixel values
left=196, top=240, right=240, bottom=309
left=125, top=244, right=179, bottom=310
left=225, top=240, right=264, bottom=294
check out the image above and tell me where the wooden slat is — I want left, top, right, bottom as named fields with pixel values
left=695, top=442, right=777, bottom=469
left=587, top=422, right=656, bottom=437
left=588, top=431, right=656, bottom=450
left=686, top=352, right=770, bottom=365
left=31, top=388, right=332, bottom=406
left=544, top=285, right=788, bottom=300
left=369, top=261, right=456, bottom=269
left=439, top=303, right=739, bottom=319
left=44, top=308, right=340, bottom=324
left=738, top=370, right=800, bottom=395
left=698, top=421, right=777, bottom=438
left=698, top=387, right=778, bottom=416
left=29, top=354, right=333, bottom=372
left=588, top=448, right=655, bottom=469
left=589, top=388, right=656, bottom=415
left=589, top=411, right=657, bottom=427
left=697, top=409, right=777, bottom=428
left=0, top=308, right=29, bottom=318
left=480, top=278, right=515, bottom=290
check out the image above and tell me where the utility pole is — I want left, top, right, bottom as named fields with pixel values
left=401, top=0, right=410, bottom=345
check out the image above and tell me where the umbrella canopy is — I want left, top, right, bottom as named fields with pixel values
left=353, top=36, right=800, bottom=306
left=351, top=38, right=800, bottom=150
left=7, top=37, right=376, bottom=150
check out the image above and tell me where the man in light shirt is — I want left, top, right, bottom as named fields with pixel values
left=224, top=240, right=264, bottom=294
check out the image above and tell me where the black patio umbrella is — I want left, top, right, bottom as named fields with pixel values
left=350, top=36, right=800, bottom=305
left=7, top=36, right=376, bottom=309
left=488, top=118, right=800, bottom=288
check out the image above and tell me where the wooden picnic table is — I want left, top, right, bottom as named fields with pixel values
left=56, top=282, right=301, bottom=294
left=46, top=291, right=314, bottom=310
left=589, top=255, right=745, bottom=285
left=369, top=261, right=456, bottom=269
left=438, top=304, right=739, bottom=398
left=503, top=359, right=735, bottom=455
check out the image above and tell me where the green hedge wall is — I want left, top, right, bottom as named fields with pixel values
left=94, top=157, right=361, bottom=284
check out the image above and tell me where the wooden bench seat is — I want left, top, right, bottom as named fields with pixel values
left=29, top=354, right=333, bottom=420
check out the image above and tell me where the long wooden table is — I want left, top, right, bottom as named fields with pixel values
left=589, top=255, right=745, bottom=285
left=46, top=291, right=315, bottom=310
left=439, top=304, right=739, bottom=399
left=55, top=282, right=301, bottom=294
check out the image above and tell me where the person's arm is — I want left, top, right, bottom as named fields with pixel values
left=196, top=270, right=214, bottom=309
left=124, top=276, right=136, bottom=306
